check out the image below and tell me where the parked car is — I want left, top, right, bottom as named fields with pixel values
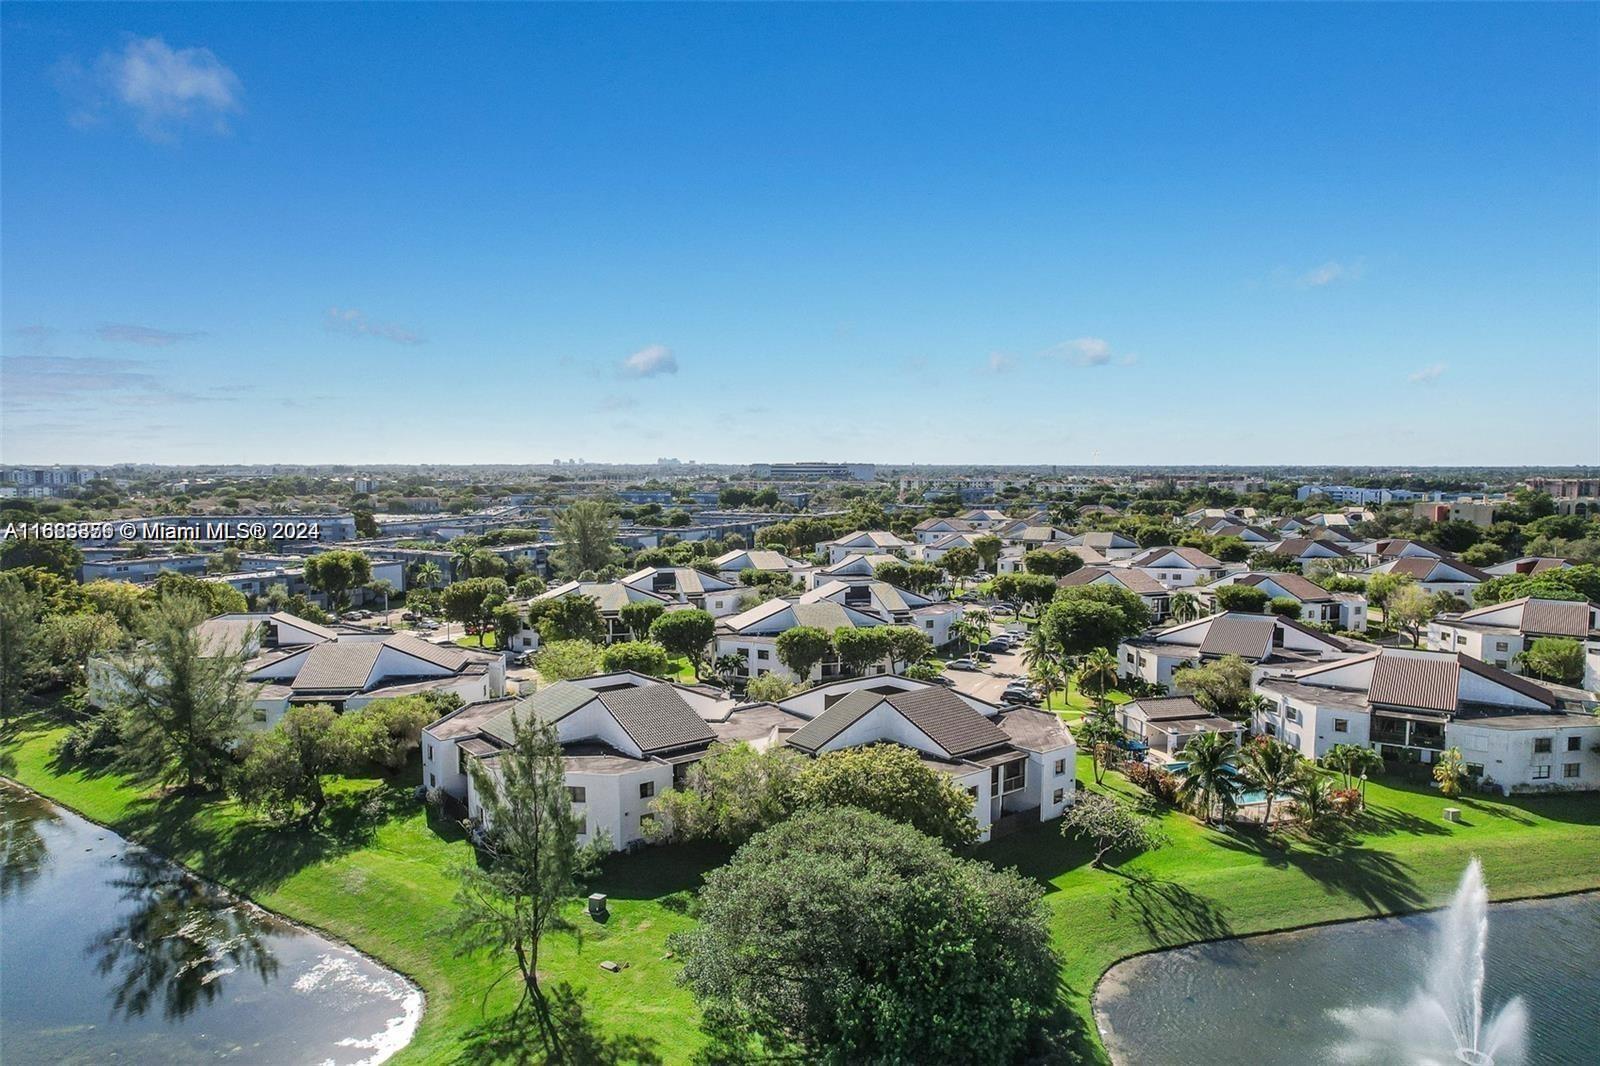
left=1000, top=689, right=1036, bottom=704
left=974, top=651, right=994, bottom=663
left=982, top=639, right=1010, bottom=653
left=946, top=658, right=979, bottom=671
left=401, top=611, right=418, bottom=621
left=928, top=674, right=956, bottom=686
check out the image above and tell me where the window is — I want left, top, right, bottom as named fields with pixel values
left=1333, top=718, right=1348, bottom=733
left=1264, top=722, right=1276, bottom=737
left=639, top=781, right=655, bottom=799
left=1052, top=789, right=1065, bottom=805
left=1568, top=736, right=1582, bottom=752
left=429, top=773, right=436, bottom=787
left=756, top=649, right=769, bottom=660
left=251, top=708, right=268, bottom=723
left=458, top=747, right=468, bottom=775
left=1286, top=707, right=1300, bottom=724
left=1533, top=738, right=1553, bottom=754
left=1495, top=642, right=1509, bottom=653
left=1532, top=765, right=1551, bottom=780
left=1054, top=758, right=1067, bottom=775
left=1456, top=635, right=1467, bottom=645
left=567, top=786, right=587, bottom=804
left=1563, top=763, right=1581, bottom=779
left=1465, top=763, right=1484, bottom=779
left=426, top=743, right=434, bottom=762
left=966, top=786, right=979, bottom=801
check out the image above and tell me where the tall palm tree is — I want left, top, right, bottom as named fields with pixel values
left=1347, top=746, right=1384, bottom=804
left=413, top=561, right=443, bottom=589
left=1238, top=737, right=1300, bottom=829
left=452, top=545, right=485, bottom=581
left=1076, top=648, right=1119, bottom=710
left=1176, top=731, right=1239, bottom=826
left=1168, top=591, right=1201, bottom=623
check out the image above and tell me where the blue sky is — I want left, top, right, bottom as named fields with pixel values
left=3, top=3, right=1596, bottom=467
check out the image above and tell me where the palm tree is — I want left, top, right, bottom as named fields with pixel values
left=1291, top=764, right=1336, bottom=830
left=1169, top=591, right=1201, bottom=623
left=452, top=545, right=485, bottom=581
left=1020, top=628, right=1058, bottom=707
left=1238, top=737, right=1301, bottom=829
left=1076, top=648, right=1119, bottom=711
left=1176, top=731, right=1239, bottom=826
left=367, top=579, right=396, bottom=626
left=1347, top=746, right=1384, bottom=805
left=1432, top=746, right=1467, bottom=798
left=413, top=561, right=443, bottom=589
left=1073, top=711, right=1123, bottom=786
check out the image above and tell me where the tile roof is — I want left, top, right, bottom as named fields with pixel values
left=785, top=690, right=882, bottom=753
left=291, top=642, right=383, bottom=691
left=1197, top=613, right=1278, bottom=658
left=1235, top=572, right=1335, bottom=602
left=596, top=684, right=717, bottom=754
left=537, top=580, right=662, bottom=613
left=1131, top=545, right=1223, bottom=569
left=1271, top=537, right=1353, bottom=558
left=1058, top=566, right=1167, bottom=597
left=1368, top=653, right=1460, bottom=713
left=1458, top=596, right=1591, bottom=638
left=714, top=549, right=808, bottom=571
left=1124, top=695, right=1212, bottom=721
left=482, top=682, right=597, bottom=743
left=883, top=687, right=1009, bottom=757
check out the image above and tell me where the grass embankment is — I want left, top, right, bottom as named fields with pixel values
left=5, top=713, right=1598, bottom=1064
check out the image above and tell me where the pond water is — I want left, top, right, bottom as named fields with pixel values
left=0, top=782, right=422, bottom=1064
left=1095, top=888, right=1600, bottom=1066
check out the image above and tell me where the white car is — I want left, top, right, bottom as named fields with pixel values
left=946, top=658, right=979, bottom=671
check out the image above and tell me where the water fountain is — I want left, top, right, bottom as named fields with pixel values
left=1331, top=858, right=1529, bottom=1066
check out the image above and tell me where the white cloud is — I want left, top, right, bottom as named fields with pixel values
left=59, top=37, right=242, bottom=141
left=1407, top=362, right=1447, bottom=384
left=1043, top=337, right=1117, bottom=367
left=1296, top=260, right=1363, bottom=288
left=619, top=344, right=677, bottom=378
left=324, top=307, right=424, bottom=345
left=96, top=323, right=204, bottom=347
left=984, top=351, right=1016, bottom=374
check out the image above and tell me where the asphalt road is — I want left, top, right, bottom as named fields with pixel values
left=946, top=645, right=1030, bottom=705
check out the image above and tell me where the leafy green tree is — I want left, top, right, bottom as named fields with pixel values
left=1075, top=648, right=1120, bottom=706
left=1173, top=655, right=1255, bottom=718
left=110, top=597, right=257, bottom=793
left=873, top=560, right=944, bottom=595
left=337, top=694, right=448, bottom=771
left=883, top=625, right=933, bottom=673
left=1386, top=583, right=1438, bottom=646
left=1073, top=710, right=1123, bottom=785
left=552, top=501, right=619, bottom=577
left=80, top=579, right=149, bottom=631
left=617, top=599, right=666, bottom=640
left=600, top=640, right=671, bottom=676
left=441, top=577, right=510, bottom=642
left=0, top=575, right=47, bottom=728
left=527, top=593, right=605, bottom=644
left=1061, top=791, right=1166, bottom=868
left=150, top=572, right=248, bottom=614
left=831, top=626, right=894, bottom=677
left=1022, top=549, right=1081, bottom=577
left=941, top=546, right=979, bottom=589
left=513, top=575, right=547, bottom=599
left=648, top=609, right=716, bottom=678
left=1041, top=594, right=1144, bottom=659
left=796, top=743, right=978, bottom=846
left=671, top=808, right=1057, bottom=1064
left=1213, top=584, right=1270, bottom=613
left=743, top=673, right=794, bottom=702
left=0, top=535, right=84, bottom=578
left=1516, top=637, right=1585, bottom=685
left=532, top=639, right=603, bottom=681
left=972, top=534, right=1002, bottom=573
left=303, top=550, right=373, bottom=611
left=1365, top=571, right=1416, bottom=614
left=1238, top=736, right=1302, bottom=828
left=1176, top=730, right=1240, bottom=825
left=450, top=713, right=601, bottom=1058
left=775, top=625, right=833, bottom=681
left=235, top=703, right=351, bottom=825
left=647, top=741, right=803, bottom=843
left=1269, top=596, right=1303, bottom=619
left=41, top=611, right=124, bottom=691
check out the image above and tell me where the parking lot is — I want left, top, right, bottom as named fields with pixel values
left=944, top=623, right=1033, bottom=705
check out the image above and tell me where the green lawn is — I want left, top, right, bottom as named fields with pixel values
left=453, top=632, right=499, bottom=650
left=4, top=714, right=1597, bottom=1065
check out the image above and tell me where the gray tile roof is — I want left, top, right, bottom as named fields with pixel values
left=1235, top=572, right=1335, bottom=602
left=1197, top=614, right=1278, bottom=659
left=785, top=690, right=883, bottom=754
left=290, top=642, right=383, bottom=691
left=1131, top=545, right=1223, bottom=569
left=1124, top=695, right=1213, bottom=721
left=1458, top=596, right=1590, bottom=638
left=597, top=684, right=717, bottom=754
left=482, top=682, right=598, bottom=744
left=883, top=687, right=1009, bottom=757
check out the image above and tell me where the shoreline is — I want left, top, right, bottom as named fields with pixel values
left=0, top=773, right=430, bottom=1063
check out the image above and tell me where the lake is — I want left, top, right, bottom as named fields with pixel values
left=0, top=782, right=422, bottom=1064
left=1095, top=889, right=1600, bottom=1065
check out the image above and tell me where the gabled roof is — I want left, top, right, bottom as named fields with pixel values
left=1058, top=566, right=1167, bottom=597
left=622, top=566, right=734, bottom=597
left=800, top=579, right=927, bottom=615
left=536, top=580, right=668, bottom=613
left=1455, top=596, right=1591, bottom=638
left=785, top=687, right=1008, bottom=758
left=1380, top=557, right=1489, bottom=583
left=1197, top=614, right=1278, bottom=658
left=1369, top=653, right=1460, bottom=712
left=483, top=682, right=598, bottom=742
left=914, top=517, right=974, bottom=532
left=1123, top=695, right=1212, bottom=721
left=819, top=552, right=900, bottom=575
left=713, top=549, right=809, bottom=571
left=1269, top=537, right=1353, bottom=558
left=719, top=597, right=880, bottom=635
left=290, top=642, right=384, bottom=691
left=1130, top=545, right=1224, bottom=569
left=595, top=684, right=717, bottom=753
left=827, top=530, right=911, bottom=549
left=1234, top=572, right=1337, bottom=602
left=1065, top=531, right=1139, bottom=550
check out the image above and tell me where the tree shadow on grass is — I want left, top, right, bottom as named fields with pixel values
left=454, top=982, right=662, bottom=1065
left=1212, top=830, right=1426, bottom=915
left=591, top=840, right=731, bottom=902
left=978, top=820, right=1094, bottom=896
left=110, top=776, right=415, bottom=898
left=1105, top=867, right=1235, bottom=948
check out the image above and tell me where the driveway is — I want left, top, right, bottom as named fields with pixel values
left=946, top=646, right=1030, bottom=705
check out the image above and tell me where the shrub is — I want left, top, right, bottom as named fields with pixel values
left=55, top=711, right=122, bottom=763
left=1123, top=760, right=1181, bottom=805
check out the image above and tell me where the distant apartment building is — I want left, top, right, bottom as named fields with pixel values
left=752, top=462, right=876, bottom=481
left=1412, top=498, right=1504, bottom=527
left=1296, top=484, right=1426, bottom=505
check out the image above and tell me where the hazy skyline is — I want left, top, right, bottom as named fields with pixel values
left=3, top=4, right=1596, bottom=466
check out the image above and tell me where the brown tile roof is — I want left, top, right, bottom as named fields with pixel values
left=1235, top=572, right=1335, bottom=602
left=1368, top=653, right=1460, bottom=713
left=1271, top=537, right=1353, bottom=558
left=1459, top=596, right=1590, bottom=638
left=1131, top=546, right=1223, bottom=569
left=1058, top=566, right=1167, bottom=597
left=1454, top=655, right=1557, bottom=708
left=1197, top=614, right=1278, bottom=658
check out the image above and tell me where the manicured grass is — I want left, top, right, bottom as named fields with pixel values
left=5, top=714, right=1597, bottom=1065
left=454, top=632, right=499, bottom=650
left=663, top=655, right=698, bottom=683
left=0, top=713, right=721, bottom=1064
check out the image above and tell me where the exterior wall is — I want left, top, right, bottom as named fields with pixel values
left=1447, top=721, right=1600, bottom=793
left=1033, top=747, right=1076, bottom=819
left=568, top=764, right=675, bottom=850
left=422, top=733, right=470, bottom=797
left=1117, top=643, right=1185, bottom=688
left=1252, top=694, right=1371, bottom=760
left=1427, top=623, right=1519, bottom=670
